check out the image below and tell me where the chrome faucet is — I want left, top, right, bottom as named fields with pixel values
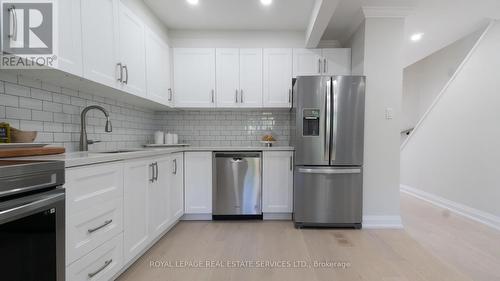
left=79, top=105, right=112, bottom=151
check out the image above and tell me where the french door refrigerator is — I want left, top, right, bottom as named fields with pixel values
left=291, top=75, right=365, bottom=228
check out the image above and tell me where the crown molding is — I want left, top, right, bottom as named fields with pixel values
left=362, top=6, right=413, bottom=18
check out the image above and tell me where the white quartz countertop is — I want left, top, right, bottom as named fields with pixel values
left=6, top=146, right=294, bottom=168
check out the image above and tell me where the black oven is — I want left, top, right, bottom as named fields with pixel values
left=0, top=160, right=65, bottom=281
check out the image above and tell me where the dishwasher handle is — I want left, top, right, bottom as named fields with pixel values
left=214, top=152, right=261, bottom=158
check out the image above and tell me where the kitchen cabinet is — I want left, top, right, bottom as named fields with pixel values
left=262, top=151, right=294, bottom=213
left=293, top=48, right=351, bottom=77
left=184, top=152, right=212, bottom=214
left=149, top=156, right=172, bottom=238
left=170, top=152, right=185, bottom=221
left=322, top=48, right=351, bottom=76
left=145, top=27, right=172, bottom=106
left=81, top=0, right=120, bottom=88
left=292, top=48, right=323, bottom=76
left=263, top=48, right=293, bottom=108
left=123, top=158, right=151, bottom=264
left=174, top=48, right=216, bottom=108
left=118, top=3, right=147, bottom=98
left=216, top=48, right=263, bottom=108
left=57, top=0, right=83, bottom=76
left=239, top=48, right=263, bottom=108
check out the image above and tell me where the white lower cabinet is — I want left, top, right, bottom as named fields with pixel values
left=184, top=152, right=212, bottom=214
left=66, top=234, right=123, bottom=281
left=170, top=153, right=185, bottom=221
left=262, top=151, right=294, bottom=213
left=149, top=156, right=172, bottom=238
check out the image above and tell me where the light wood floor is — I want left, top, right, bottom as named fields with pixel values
left=117, top=194, right=500, bottom=281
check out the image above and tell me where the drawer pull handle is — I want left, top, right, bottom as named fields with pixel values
left=88, top=219, right=113, bottom=234
left=88, top=259, right=113, bottom=278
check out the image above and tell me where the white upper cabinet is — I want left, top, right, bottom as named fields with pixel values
left=293, top=48, right=352, bottom=77
left=57, top=0, right=83, bottom=76
left=216, top=48, right=240, bottom=108
left=145, top=27, right=172, bottom=106
left=118, top=3, right=147, bottom=98
left=174, top=48, right=216, bottom=108
left=81, top=0, right=120, bottom=88
left=239, top=48, right=263, bottom=108
left=293, top=48, right=323, bottom=77
left=263, top=48, right=293, bottom=108
left=322, top=48, right=351, bottom=76
left=262, top=151, right=294, bottom=213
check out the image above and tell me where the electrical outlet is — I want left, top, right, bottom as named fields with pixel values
left=385, top=108, right=394, bottom=120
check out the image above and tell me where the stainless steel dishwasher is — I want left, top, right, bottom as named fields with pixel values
left=213, top=152, right=262, bottom=219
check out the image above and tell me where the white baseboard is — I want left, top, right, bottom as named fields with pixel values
left=400, top=184, right=500, bottom=231
left=181, top=213, right=212, bottom=221
left=362, top=215, right=403, bottom=229
left=263, top=213, right=292, bottom=220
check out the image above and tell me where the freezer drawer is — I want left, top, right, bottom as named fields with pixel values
left=293, top=166, right=362, bottom=228
left=213, top=152, right=262, bottom=216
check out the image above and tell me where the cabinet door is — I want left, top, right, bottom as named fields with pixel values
left=81, top=0, right=119, bottom=88
left=118, top=3, right=147, bottom=98
left=293, top=48, right=323, bottom=77
left=145, top=27, right=171, bottom=106
left=170, top=153, right=184, bottom=221
left=184, top=152, right=212, bottom=214
left=57, top=0, right=83, bottom=76
left=239, top=48, right=263, bottom=108
left=174, top=48, right=216, bottom=108
left=263, top=151, right=294, bottom=213
left=322, top=48, right=351, bottom=76
left=263, top=48, right=293, bottom=108
left=216, top=48, right=240, bottom=108
left=149, top=156, right=171, bottom=238
left=123, top=159, right=151, bottom=264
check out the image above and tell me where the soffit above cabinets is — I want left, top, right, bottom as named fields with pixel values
left=143, top=0, right=316, bottom=31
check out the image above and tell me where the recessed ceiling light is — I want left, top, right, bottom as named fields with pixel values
left=186, top=0, right=199, bottom=5
left=260, top=0, right=273, bottom=6
left=410, top=33, right=424, bottom=42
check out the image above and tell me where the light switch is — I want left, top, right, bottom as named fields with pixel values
left=385, top=108, right=394, bottom=120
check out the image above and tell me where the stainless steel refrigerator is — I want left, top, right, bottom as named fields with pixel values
left=291, top=75, right=365, bottom=229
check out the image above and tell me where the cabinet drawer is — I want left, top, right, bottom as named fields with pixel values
left=67, top=198, right=123, bottom=264
left=67, top=233, right=123, bottom=281
left=65, top=162, right=124, bottom=214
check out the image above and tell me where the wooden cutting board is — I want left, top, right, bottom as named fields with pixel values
left=0, top=147, right=66, bottom=158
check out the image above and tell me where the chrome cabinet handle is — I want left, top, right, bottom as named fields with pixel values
left=168, top=88, right=172, bottom=101
left=235, top=89, right=239, bottom=103
left=332, top=80, right=338, bottom=161
left=88, top=219, right=113, bottom=233
left=211, top=90, right=215, bottom=103
left=298, top=168, right=361, bottom=174
left=240, top=89, right=244, bottom=103
left=117, top=63, right=123, bottom=82
left=324, top=58, right=327, bottom=73
left=88, top=259, right=113, bottom=278
left=8, top=6, right=17, bottom=41
left=325, top=79, right=331, bottom=160
left=288, top=89, right=292, bottom=103
left=318, top=59, right=321, bottom=73
left=123, top=65, right=129, bottom=84
left=153, top=162, right=159, bottom=182
left=173, top=159, right=177, bottom=174
left=149, top=163, right=155, bottom=182
left=289, top=155, right=293, bottom=171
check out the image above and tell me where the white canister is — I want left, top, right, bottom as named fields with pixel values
left=154, top=131, right=164, bottom=144
left=173, top=134, right=178, bottom=144
left=165, top=133, right=174, bottom=145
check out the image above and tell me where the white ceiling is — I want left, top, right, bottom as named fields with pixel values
left=144, top=0, right=316, bottom=31
left=323, top=0, right=500, bottom=67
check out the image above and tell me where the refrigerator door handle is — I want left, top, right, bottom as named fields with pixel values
left=297, top=167, right=361, bottom=174
left=331, top=79, right=338, bottom=161
left=324, top=79, right=331, bottom=161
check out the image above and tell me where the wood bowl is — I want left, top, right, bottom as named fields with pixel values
left=10, top=127, right=38, bottom=143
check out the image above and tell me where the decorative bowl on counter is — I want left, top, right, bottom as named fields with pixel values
left=260, top=141, right=276, bottom=147
left=11, top=128, right=37, bottom=143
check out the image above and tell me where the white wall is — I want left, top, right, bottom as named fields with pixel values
left=168, top=30, right=305, bottom=48
left=401, top=27, right=484, bottom=134
left=401, top=22, right=500, bottom=224
left=362, top=17, right=405, bottom=227
left=346, top=21, right=365, bottom=76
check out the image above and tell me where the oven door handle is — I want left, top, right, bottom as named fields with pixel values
left=0, top=190, right=64, bottom=223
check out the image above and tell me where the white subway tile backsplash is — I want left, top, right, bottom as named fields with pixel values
left=20, top=120, right=43, bottom=131
left=19, top=97, right=43, bottom=110
left=5, top=83, right=30, bottom=97
left=0, top=94, right=19, bottom=107
left=32, top=110, right=53, bottom=122
left=42, top=101, right=63, bottom=113
left=6, top=107, right=31, bottom=120
left=30, top=88, right=53, bottom=101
